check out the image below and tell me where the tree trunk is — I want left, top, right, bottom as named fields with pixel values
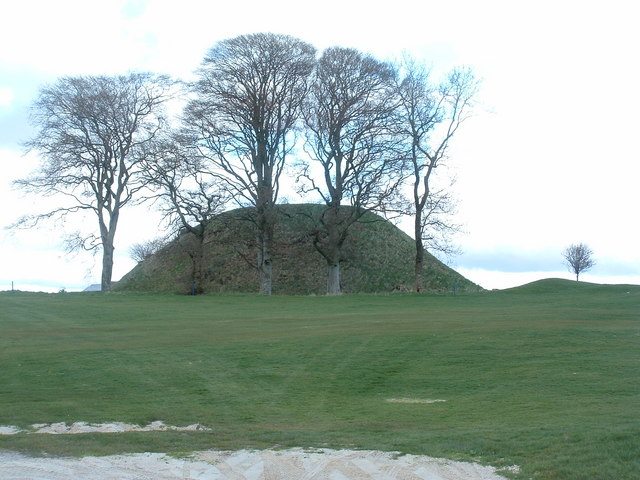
left=257, top=226, right=273, bottom=295
left=101, top=239, right=115, bottom=292
left=255, top=182, right=275, bottom=295
left=259, top=248, right=272, bottom=295
left=414, top=209, right=425, bottom=292
left=327, top=261, right=341, bottom=295
left=189, top=234, right=205, bottom=295
left=320, top=208, right=345, bottom=295
left=415, top=244, right=425, bottom=293
left=99, top=208, right=119, bottom=293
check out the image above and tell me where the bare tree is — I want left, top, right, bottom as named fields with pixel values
left=299, top=47, right=404, bottom=295
left=144, top=137, right=229, bottom=294
left=562, top=243, right=595, bottom=281
left=417, top=179, right=462, bottom=258
left=14, top=73, right=173, bottom=291
left=129, top=237, right=167, bottom=263
left=184, top=33, right=316, bottom=294
left=396, top=58, right=478, bottom=291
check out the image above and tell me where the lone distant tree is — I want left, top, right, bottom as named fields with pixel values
left=562, top=243, right=595, bottom=281
left=14, top=73, right=173, bottom=292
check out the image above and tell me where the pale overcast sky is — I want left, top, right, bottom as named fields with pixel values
left=1, top=0, right=638, bottom=291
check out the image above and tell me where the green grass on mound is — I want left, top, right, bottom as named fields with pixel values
left=0, top=280, right=638, bottom=480
left=116, top=204, right=479, bottom=295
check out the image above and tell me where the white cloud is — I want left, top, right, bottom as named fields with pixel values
left=1, top=0, right=639, bottom=290
left=0, top=0, right=155, bottom=75
left=0, top=87, right=13, bottom=106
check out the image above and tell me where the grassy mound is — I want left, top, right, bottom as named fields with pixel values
left=116, top=204, right=479, bottom=294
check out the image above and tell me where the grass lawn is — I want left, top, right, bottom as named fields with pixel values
left=0, top=278, right=638, bottom=479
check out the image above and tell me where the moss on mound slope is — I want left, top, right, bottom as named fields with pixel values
left=116, top=204, right=479, bottom=294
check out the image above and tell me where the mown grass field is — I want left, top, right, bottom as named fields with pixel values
left=0, top=279, right=638, bottom=479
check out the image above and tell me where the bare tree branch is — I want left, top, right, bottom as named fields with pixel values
left=562, top=243, right=595, bottom=281
left=141, top=136, right=231, bottom=293
left=396, top=57, right=479, bottom=291
left=184, top=33, right=316, bottom=294
left=12, top=73, right=174, bottom=291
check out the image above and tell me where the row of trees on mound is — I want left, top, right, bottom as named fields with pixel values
left=14, top=33, right=478, bottom=294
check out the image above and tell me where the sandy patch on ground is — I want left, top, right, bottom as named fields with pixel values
left=0, top=448, right=516, bottom=480
left=0, top=426, right=23, bottom=435
left=385, top=398, right=447, bottom=404
left=0, top=423, right=518, bottom=479
left=0, top=421, right=210, bottom=435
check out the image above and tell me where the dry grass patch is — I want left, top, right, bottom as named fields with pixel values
left=385, top=398, right=447, bottom=404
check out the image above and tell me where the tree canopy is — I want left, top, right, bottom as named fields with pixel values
left=184, top=33, right=316, bottom=294
left=15, top=73, right=173, bottom=291
left=299, top=47, right=404, bottom=294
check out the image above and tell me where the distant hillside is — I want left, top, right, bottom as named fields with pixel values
left=116, top=204, right=480, bottom=295
left=502, top=278, right=640, bottom=295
